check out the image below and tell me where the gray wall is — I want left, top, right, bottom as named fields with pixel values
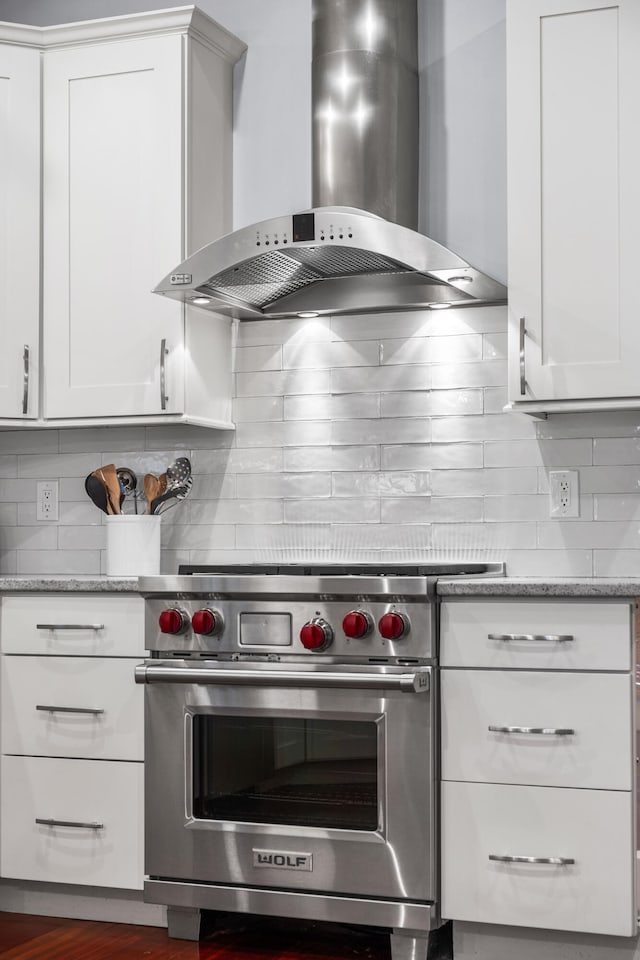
left=0, top=0, right=507, bottom=282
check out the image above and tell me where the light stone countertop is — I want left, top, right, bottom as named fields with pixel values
left=0, top=576, right=139, bottom=592
left=437, top=577, right=640, bottom=598
left=1, top=575, right=640, bottom=598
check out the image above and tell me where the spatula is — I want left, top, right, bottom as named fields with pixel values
left=92, top=464, right=122, bottom=515
left=143, top=473, right=161, bottom=515
left=84, top=474, right=109, bottom=514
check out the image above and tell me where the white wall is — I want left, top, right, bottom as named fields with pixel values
left=419, top=0, right=507, bottom=284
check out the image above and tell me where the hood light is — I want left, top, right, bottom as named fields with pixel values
left=297, top=311, right=320, bottom=319
left=429, top=303, right=451, bottom=310
left=190, top=296, right=211, bottom=305
left=448, top=275, right=473, bottom=284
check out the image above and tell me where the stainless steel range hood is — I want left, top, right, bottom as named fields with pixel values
left=153, top=0, right=506, bottom=320
left=154, top=206, right=506, bottom=319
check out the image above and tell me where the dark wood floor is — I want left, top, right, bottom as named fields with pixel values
left=0, top=912, right=393, bottom=960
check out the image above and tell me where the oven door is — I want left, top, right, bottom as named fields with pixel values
left=136, top=660, right=436, bottom=902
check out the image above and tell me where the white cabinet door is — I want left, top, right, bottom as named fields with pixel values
left=1, top=755, right=143, bottom=889
left=42, top=35, right=185, bottom=418
left=441, top=669, right=633, bottom=790
left=1, top=594, right=145, bottom=657
left=442, top=781, right=636, bottom=936
left=440, top=600, right=632, bottom=671
left=0, top=44, right=40, bottom=419
left=507, top=0, right=640, bottom=402
left=2, top=656, right=143, bottom=761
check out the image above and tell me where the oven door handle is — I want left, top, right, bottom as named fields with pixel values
left=134, top=663, right=430, bottom=693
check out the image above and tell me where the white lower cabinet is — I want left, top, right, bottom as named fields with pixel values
left=1, top=755, right=143, bottom=890
left=1, top=656, right=143, bottom=761
left=440, top=598, right=636, bottom=937
left=441, top=669, right=632, bottom=790
left=441, top=781, right=635, bottom=937
left=0, top=593, right=145, bottom=891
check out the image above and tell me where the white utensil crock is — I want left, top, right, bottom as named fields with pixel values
left=106, top=515, right=161, bottom=576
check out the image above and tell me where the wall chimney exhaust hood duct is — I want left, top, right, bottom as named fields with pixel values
left=153, top=0, right=506, bottom=320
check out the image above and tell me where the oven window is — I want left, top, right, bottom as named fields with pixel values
left=192, top=716, right=378, bottom=831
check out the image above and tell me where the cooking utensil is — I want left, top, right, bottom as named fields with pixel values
left=143, top=473, right=162, bottom=515
left=93, top=464, right=122, bottom=515
left=84, top=474, right=109, bottom=514
left=117, top=467, right=138, bottom=514
left=166, top=457, right=191, bottom=487
left=150, top=475, right=193, bottom=515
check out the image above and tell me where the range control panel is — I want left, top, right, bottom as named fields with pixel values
left=145, top=598, right=435, bottom=663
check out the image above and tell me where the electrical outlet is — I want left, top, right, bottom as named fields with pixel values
left=36, top=480, right=59, bottom=521
left=549, top=470, right=579, bottom=518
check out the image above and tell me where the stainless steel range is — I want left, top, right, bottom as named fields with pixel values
left=136, top=562, right=503, bottom=960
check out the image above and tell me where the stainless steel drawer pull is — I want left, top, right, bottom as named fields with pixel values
left=489, top=854, right=575, bottom=866
left=35, top=818, right=104, bottom=830
left=36, top=705, right=105, bottom=716
left=22, top=344, right=30, bottom=415
left=488, top=725, right=575, bottom=736
left=488, top=633, right=574, bottom=643
left=135, top=663, right=430, bottom=694
left=36, top=624, right=105, bottom=631
left=519, top=317, right=527, bottom=396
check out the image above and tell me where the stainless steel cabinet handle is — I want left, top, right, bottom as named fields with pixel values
left=488, top=725, right=575, bottom=736
left=489, top=854, right=575, bottom=866
left=36, top=705, right=104, bottom=716
left=519, top=317, right=526, bottom=396
left=36, top=624, right=105, bottom=631
left=160, top=338, right=169, bottom=410
left=488, top=633, right=574, bottom=643
left=22, top=344, right=30, bottom=415
left=135, top=663, right=430, bottom=694
left=35, top=818, right=103, bottom=830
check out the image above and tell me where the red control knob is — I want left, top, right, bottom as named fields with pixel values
left=158, top=608, right=187, bottom=635
left=192, top=608, right=222, bottom=636
left=378, top=612, right=409, bottom=640
left=300, top=619, right=333, bottom=651
left=342, top=610, right=372, bottom=639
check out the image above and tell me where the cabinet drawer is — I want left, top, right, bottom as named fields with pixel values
left=441, top=670, right=632, bottom=790
left=441, top=780, right=635, bottom=936
left=1, top=656, right=143, bottom=760
left=0, top=755, right=143, bottom=890
left=1, top=595, right=145, bottom=656
left=440, top=601, right=631, bottom=670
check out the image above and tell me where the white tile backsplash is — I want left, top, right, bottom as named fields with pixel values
left=0, top=456, right=17, bottom=479
left=3, top=303, right=640, bottom=575
left=234, top=344, right=283, bottom=372
left=431, top=359, right=506, bottom=390
left=332, top=471, right=431, bottom=497
left=284, top=445, right=380, bottom=472
left=283, top=340, right=379, bottom=369
left=232, top=397, right=284, bottom=422
left=381, top=443, right=482, bottom=471
left=331, top=364, right=432, bottom=393
left=381, top=390, right=483, bottom=418
left=284, top=393, right=381, bottom=421
left=236, top=369, right=331, bottom=397
left=484, top=439, right=593, bottom=468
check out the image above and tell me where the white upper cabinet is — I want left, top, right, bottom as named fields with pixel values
left=507, top=0, right=640, bottom=412
left=43, top=35, right=185, bottom=420
left=0, top=42, right=40, bottom=419
left=0, top=8, right=245, bottom=428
